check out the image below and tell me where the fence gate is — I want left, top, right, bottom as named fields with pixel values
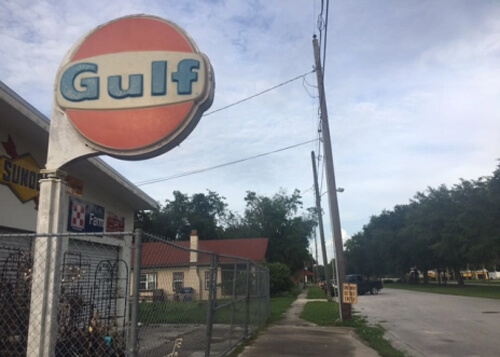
left=56, top=256, right=129, bottom=356
left=93, top=259, right=129, bottom=348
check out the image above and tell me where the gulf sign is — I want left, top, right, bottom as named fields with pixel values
left=55, top=15, right=214, bottom=159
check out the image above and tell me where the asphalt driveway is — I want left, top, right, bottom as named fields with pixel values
left=355, top=287, right=500, bottom=357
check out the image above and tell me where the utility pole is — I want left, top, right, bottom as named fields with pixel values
left=312, top=35, right=351, bottom=320
left=313, top=231, right=320, bottom=283
left=311, top=151, right=332, bottom=300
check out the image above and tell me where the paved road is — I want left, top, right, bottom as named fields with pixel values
left=354, top=287, right=500, bottom=357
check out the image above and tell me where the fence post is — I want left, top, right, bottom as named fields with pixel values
left=229, top=261, right=237, bottom=344
left=266, top=267, right=271, bottom=318
left=128, top=228, right=143, bottom=357
left=244, top=261, right=251, bottom=338
left=205, top=253, right=217, bottom=357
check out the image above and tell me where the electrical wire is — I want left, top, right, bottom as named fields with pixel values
left=303, top=75, right=317, bottom=88
left=315, top=0, right=330, bottom=193
left=203, top=70, right=314, bottom=117
left=317, top=0, right=325, bottom=52
left=134, top=71, right=319, bottom=187
left=135, top=138, right=320, bottom=187
left=319, top=151, right=325, bottom=195
left=315, top=0, right=330, bottom=77
left=322, top=0, right=330, bottom=77
left=135, top=12, right=324, bottom=190
left=302, top=185, right=315, bottom=196
left=302, top=76, right=317, bottom=98
left=317, top=110, right=325, bottom=194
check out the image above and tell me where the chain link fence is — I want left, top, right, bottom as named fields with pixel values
left=0, top=231, right=132, bottom=357
left=0, top=230, right=269, bottom=357
left=131, top=232, right=270, bottom=357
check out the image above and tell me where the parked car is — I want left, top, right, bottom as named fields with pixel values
left=346, top=274, right=383, bottom=295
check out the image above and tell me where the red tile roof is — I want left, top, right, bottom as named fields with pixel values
left=138, top=238, right=268, bottom=268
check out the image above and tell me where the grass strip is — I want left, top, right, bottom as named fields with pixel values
left=386, top=283, right=500, bottom=299
left=300, top=301, right=408, bottom=357
left=300, top=300, right=338, bottom=325
left=344, top=317, right=408, bottom=357
left=267, top=294, right=298, bottom=324
left=306, top=285, right=328, bottom=299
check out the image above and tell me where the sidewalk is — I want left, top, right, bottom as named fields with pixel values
left=238, top=289, right=379, bottom=357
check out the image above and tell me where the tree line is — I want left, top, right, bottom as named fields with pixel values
left=135, top=189, right=316, bottom=273
left=344, top=162, right=500, bottom=285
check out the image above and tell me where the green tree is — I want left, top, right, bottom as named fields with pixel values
left=487, top=163, right=500, bottom=269
left=134, top=204, right=162, bottom=236
left=345, top=205, right=413, bottom=279
left=239, top=189, right=316, bottom=273
left=343, top=162, right=500, bottom=286
left=136, top=190, right=230, bottom=240
left=134, top=189, right=317, bottom=274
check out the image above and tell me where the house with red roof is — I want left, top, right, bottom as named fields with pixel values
left=136, top=231, right=268, bottom=301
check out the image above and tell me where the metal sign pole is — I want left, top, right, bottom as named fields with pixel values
left=129, top=229, right=143, bottom=357
left=27, top=170, right=68, bottom=356
left=25, top=15, right=215, bottom=356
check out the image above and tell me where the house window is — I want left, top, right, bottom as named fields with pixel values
left=140, top=273, right=157, bottom=291
left=205, top=271, right=213, bottom=290
left=173, top=272, right=184, bottom=291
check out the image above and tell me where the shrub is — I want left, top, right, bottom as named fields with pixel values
left=263, top=262, right=293, bottom=295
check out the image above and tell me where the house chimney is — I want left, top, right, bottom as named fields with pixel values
left=190, top=230, right=198, bottom=263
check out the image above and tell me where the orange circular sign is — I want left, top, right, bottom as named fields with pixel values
left=55, top=15, right=214, bottom=159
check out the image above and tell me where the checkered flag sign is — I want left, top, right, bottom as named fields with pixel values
left=71, top=202, right=85, bottom=230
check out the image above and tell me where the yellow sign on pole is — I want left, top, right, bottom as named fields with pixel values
left=342, top=283, right=358, bottom=304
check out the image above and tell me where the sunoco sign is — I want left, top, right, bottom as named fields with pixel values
left=1, top=135, right=43, bottom=204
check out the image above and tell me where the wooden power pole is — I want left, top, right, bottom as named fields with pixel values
left=311, top=151, right=332, bottom=300
left=312, top=35, right=351, bottom=320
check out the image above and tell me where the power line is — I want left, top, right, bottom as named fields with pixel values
left=302, top=76, right=318, bottom=98
left=134, top=71, right=319, bottom=187
left=202, top=70, right=314, bottom=117
left=135, top=138, right=320, bottom=187
left=317, top=0, right=325, bottom=51
left=322, top=0, right=330, bottom=77
left=315, top=0, right=330, bottom=76
left=314, top=0, right=330, bottom=193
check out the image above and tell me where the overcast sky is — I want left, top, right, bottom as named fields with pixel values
left=1, top=0, right=499, bottom=263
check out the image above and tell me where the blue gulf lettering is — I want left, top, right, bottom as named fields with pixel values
left=172, top=59, right=200, bottom=95
left=108, top=74, right=143, bottom=99
left=151, top=61, right=167, bottom=96
left=60, top=63, right=99, bottom=102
